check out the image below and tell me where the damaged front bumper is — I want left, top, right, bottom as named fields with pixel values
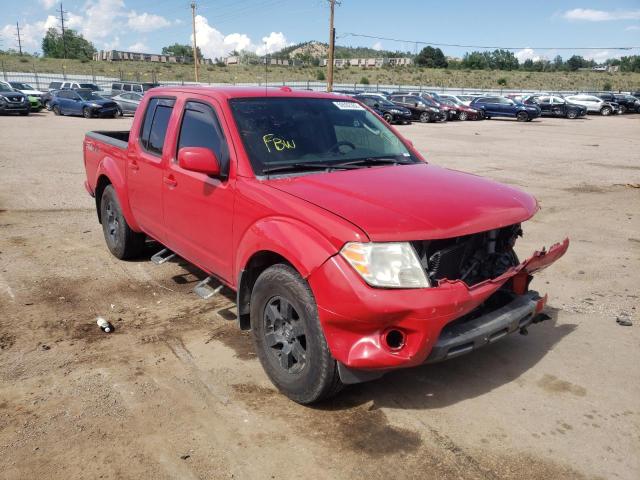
left=308, top=238, right=569, bottom=381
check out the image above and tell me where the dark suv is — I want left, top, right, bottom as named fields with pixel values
left=470, top=96, right=541, bottom=121
left=610, top=94, right=640, bottom=113
left=354, top=94, right=412, bottom=124
left=389, top=95, right=446, bottom=122
left=523, top=95, right=587, bottom=119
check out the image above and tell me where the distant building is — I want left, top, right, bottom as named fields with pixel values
left=93, top=49, right=188, bottom=64
left=322, top=57, right=412, bottom=68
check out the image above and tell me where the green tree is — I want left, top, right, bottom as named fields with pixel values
left=41, top=28, right=95, bottom=60
left=552, top=55, right=565, bottom=71
left=566, top=55, right=586, bottom=71
left=491, top=49, right=519, bottom=70
left=161, top=43, right=202, bottom=61
left=415, top=46, right=448, bottom=68
left=461, top=51, right=490, bottom=69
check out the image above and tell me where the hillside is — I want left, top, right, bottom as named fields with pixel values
left=2, top=53, right=639, bottom=91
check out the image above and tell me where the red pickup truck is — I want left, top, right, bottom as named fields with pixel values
left=83, top=86, right=568, bottom=404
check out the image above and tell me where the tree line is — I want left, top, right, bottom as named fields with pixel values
left=414, top=46, right=640, bottom=73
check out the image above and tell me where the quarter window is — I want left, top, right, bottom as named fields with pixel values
left=140, top=98, right=175, bottom=155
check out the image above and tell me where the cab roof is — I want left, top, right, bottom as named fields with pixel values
left=145, top=85, right=350, bottom=101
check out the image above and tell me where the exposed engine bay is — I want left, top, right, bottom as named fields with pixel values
left=412, top=224, right=523, bottom=286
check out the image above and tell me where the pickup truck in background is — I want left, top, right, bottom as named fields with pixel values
left=83, top=86, right=569, bottom=404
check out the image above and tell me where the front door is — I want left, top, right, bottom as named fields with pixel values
left=127, top=96, right=176, bottom=242
left=162, top=98, right=235, bottom=282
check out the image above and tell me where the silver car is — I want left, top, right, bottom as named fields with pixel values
left=111, top=92, right=143, bottom=116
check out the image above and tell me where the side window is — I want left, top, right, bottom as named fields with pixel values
left=177, top=101, right=229, bottom=174
left=539, top=96, right=550, bottom=104
left=123, top=84, right=132, bottom=92
left=140, top=98, right=175, bottom=155
left=133, top=85, right=143, bottom=93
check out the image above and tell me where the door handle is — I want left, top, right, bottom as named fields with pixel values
left=163, top=175, right=178, bottom=187
left=130, top=159, right=139, bottom=171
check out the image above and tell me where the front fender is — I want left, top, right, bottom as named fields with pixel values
left=95, top=156, right=141, bottom=231
left=234, top=216, right=339, bottom=284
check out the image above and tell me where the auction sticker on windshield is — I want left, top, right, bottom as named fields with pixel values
left=333, top=101, right=365, bottom=110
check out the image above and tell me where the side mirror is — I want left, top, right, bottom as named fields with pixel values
left=373, top=103, right=380, bottom=109
left=178, top=147, right=221, bottom=176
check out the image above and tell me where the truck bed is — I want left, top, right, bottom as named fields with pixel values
left=86, top=130, right=130, bottom=150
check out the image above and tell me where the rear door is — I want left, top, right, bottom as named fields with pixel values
left=537, top=96, right=552, bottom=115
left=127, top=97, right=176, bottom=241
left=161, top=97, right=235, bottom=281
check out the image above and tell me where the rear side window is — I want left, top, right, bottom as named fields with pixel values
left=140, top=98, right=175, bottom=155
left=123, top=84, right=132, bottom=92
left=177, top=101, right=229, bottom=173
left=133, top=85, right=143, bottom=93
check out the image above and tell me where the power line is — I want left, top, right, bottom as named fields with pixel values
left=339, top=32, right=639, bottom=51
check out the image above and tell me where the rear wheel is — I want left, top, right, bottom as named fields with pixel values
left=600, top=106, right=612, bottom=116
left=251, top=264, right=342, bottom=404
left=516, top=111, right=529, bottom=122
left=619, top=105, right=627, bottom=114
left=100, top=185, right=146, bottom=260
left=419, top=112, right=431, bottom=123
left=52, top=105, right=61, bottom=116
left=83, top=107, right=92, bottom=119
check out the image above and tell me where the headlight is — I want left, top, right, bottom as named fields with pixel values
left=390, top=109, right=401, bottom=114
left=89, top=103, right=101, bottom=108
left=340, top=242, right=430, bottom=288
left=0, top=96, right=6, bottom=104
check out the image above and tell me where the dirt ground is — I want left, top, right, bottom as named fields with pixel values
left=0, top=110, right=638, bottom=480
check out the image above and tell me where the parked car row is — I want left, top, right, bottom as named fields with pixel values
left=2, top=80, right=639, bottom=122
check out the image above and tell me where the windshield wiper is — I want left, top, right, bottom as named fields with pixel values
left=332, top=156, right=416, bottom=167
left=261, top=162, right=360, bottom=175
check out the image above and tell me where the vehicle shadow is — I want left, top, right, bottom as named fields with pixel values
left=315, top=306, right=576, bottom=412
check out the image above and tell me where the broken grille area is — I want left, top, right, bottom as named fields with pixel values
left=412, top=224, right=522, bottom=286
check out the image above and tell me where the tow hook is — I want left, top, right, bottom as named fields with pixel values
left=520, top=313, right=551, bottom=335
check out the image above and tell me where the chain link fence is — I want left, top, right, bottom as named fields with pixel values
left=1, top=70, right=617, bottom=97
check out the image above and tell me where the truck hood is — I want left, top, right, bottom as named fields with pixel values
left=265, top=163, right=538, bottom=242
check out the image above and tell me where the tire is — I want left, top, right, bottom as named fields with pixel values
left=458, top=111, right=468, bottom=121
left=83, top=107, right=92, bottom=119
left=516, top=111, right=528, bottom=122
left=52, top=105, right=61, bottom=116
left=567, top=110, right=578, bottom=119
left=45, top=101, right=52, bottom=111
left=250, top=264, right=342, bottom=404
left=99, top=185, right=146, bottom=260
left=419, top=112, right=430, bottom=123
left=619, top=105, right=627, bottom=114
left=600, top=106, right=612, bottom=116
left=115, top=106, right=123, bottom=118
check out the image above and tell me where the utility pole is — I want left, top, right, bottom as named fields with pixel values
left=58, top=3, right=68, bottom=59
left=326, top=0, right=338, bottom=92
left=191, top=2, right=199, bottom=82
left=15, top=22, right=22, bottom=55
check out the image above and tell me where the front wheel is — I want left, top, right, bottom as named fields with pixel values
left=251, top=264, right=342, bottom=404
left=619, top=105, right=627, bottom=114
left=567, top=110, right=578, bottom=119
left=115, top=106, right=123, bottom=118
left=100, top=185, right=146, bottom=260
left=516, top=111, right=529, bottom=122
left=458, top=111, right=468, bottom=121
left=600, top=106, right=612, bottom=116
left=83, top=107, right=92, bottom=119
left=383, top=113, right=393, bottom=123
left=419, top=112, right=431, bottom=123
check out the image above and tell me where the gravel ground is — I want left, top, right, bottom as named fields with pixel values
left=0, top=110, right=638, bottom=480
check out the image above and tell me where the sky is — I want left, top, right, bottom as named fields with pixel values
left=1, top=0, right=639, bottom=62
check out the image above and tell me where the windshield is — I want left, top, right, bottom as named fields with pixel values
left=374, top=98, right=395, bottom=107
left=443, top=96, right=463, bottom=105
left=11, top=83, right=32, bottom=90
left=229, top=97, right=418, bottom=176
left=77, top=91, right=103, bottom=101
left=79, top=83, right=99, bottom=90
left=0, top=84, right=14, bottom=92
